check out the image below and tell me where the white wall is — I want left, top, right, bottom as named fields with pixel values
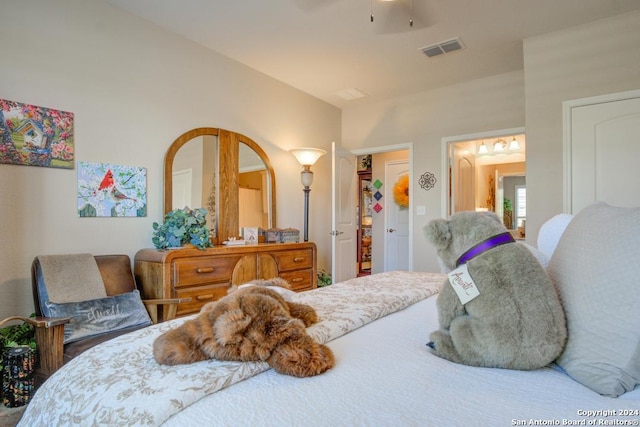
left=524, top=10, right=640, bottom=242
left=343, top=71, right=526, bottom=272
left=0, top=0, right=341, bottom=319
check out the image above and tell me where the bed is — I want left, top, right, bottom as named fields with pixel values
left=18, top=203, right=640, bottom=426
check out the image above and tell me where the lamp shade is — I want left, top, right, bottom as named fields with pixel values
left=509, top=137, right=521, bottom=151
left=290, top=148, right=327, bottom=166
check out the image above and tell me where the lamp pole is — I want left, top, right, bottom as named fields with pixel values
left=303, top=185, right=310, bottom=242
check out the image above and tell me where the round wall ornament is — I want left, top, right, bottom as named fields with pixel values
left=393, top=174, right=409, bottom=208
left=419, top=172, right=437, bottom=191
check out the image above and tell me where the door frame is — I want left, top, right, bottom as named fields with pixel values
left=441, top=127, right=525, bottom=218
left=351, top=143, right=414, bottom=272
left=562, top=88, right=640, bottom=213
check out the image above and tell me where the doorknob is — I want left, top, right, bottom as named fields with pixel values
left=330, top=230, right=344, bottom=236
left=387, top=228, right=396, bottom=233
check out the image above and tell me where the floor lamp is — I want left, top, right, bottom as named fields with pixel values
left=289, top=148, right=327, bottom=242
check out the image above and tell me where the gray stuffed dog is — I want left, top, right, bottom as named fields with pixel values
left=424, top=211, right=566, bottom=370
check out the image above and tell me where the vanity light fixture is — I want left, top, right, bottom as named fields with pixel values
left=509, top=136, right=521, bottom=151
left=493, top=139, right=506, bottom=152
left=290, top=147, right=327, bottom=242
left=478, top=141, right=489, bottom=155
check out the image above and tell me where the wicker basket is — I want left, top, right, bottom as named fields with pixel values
left=280, top=228, right=300, bottom=243
left=266, top=228, right=282, bottom=243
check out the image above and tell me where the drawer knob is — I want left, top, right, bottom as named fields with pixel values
left=196, top=267, right=215, bottom=274
left=196, top=294, right=214, bottom=301
left=293, top=257, right=305, bottom=263
left=291, top=277, right=303, bottom=283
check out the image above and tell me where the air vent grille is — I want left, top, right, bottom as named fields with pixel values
left=420, top=37, right=465, bottom=58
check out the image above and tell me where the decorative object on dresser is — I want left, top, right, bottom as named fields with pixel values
left=134, top=242, right=318, bottom=322
left=29, top=254, right=188, bottom=381
left=152, top=207, right=213, bottom=250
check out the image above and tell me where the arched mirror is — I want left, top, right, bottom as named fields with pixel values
left=164, top=127, right=276, bottom=244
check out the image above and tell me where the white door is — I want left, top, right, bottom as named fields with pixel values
left=565, top=91, right=640, bottom=213
left=384, top=161, right=410, bottom=272
left=331, top=142, right=357, bottom=283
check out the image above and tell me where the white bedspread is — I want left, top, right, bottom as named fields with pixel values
left=19, top=271, right=443, bottom=426
left=169, top=296, right=640, bottom=427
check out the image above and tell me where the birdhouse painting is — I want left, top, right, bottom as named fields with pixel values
left=0, top=98, right=74, bottom=168
left=77, top=161, right=147, bottom=217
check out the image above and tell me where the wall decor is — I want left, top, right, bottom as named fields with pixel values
left=373, top=203, right=383, bottom=213
left=0, top=99, right=74, bottom=169
left=357, top=154, right=372, bottom=171
left=393, top=174, right=409, bottom=208
left=374, top=191, right=383, bottom=201
left=419, top=171, right=437, bottom=191
left=77, top=161, right=147, bottom=217
left=373, top=179, right=383, bottom=189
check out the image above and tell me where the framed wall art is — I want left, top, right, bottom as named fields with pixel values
left=77, top=161, right=147, bottom=217
left=0, top=99, right=74, bottom=169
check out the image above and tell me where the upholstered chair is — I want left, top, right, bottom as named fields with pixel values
left=29, top=253, right=189, bottom=382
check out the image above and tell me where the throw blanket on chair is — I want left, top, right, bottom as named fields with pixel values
left=36, top=253, right=107, bottom=303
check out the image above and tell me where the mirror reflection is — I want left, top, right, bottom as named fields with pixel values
left=172, top=134, right=218, bottom=231
left=238, top=143, right=269, bottom=229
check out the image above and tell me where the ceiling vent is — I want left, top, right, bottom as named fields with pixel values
left=420, top=37, right=465, bottom=58
left=335, top=88, right=368, bottom=101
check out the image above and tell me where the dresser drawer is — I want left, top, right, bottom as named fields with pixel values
left=172, top=256, right=237, bottom=288
left=175, top=283, right=232, bottom=316
left=271, top=249, right=313, bottom=272
left=279, top=269, right=313, bottom=291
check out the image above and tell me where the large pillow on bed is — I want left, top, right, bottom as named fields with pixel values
left=548, top=202, right=640, bottom=397
left=45, top=290, right=152, bottom=344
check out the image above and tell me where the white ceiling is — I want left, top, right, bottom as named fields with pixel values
left=103, top=0, right=640, bottom=109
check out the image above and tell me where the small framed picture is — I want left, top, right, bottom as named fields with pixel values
left=243, top=227, right=259, bottom=244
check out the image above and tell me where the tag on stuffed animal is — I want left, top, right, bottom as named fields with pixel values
left=447, top=264, right=480, bottom=305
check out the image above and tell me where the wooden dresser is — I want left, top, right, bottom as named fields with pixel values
left=134, top=242, right=317, bottom=321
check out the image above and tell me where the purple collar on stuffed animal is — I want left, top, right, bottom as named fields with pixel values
left=456, top=232, right=515, bottom=267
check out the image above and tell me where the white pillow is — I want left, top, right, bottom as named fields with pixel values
left=548, top=202, right=640, bottom=397
left=537, top=213, right=573, bottom=260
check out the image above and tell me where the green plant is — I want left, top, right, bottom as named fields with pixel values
left=317, top=269, right=332, bottom=287
left=504, top=198, right=513, bottom=212
left=0, top=321, right=36, bottom=350
left=0, top=318, right=37, bottom=375
left=152, top=207, right=213, bottom=250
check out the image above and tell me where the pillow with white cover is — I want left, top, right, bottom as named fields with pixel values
left=548, top=202, right=640, bottom=397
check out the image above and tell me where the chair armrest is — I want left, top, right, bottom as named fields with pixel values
left=1, top=315, right=71, bottom=381
left=142, top=298, right=192, bottom=323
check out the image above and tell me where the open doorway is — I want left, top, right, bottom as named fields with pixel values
left=442, top=128, right=526, bottom=238
left=350, top=146, right=412, bottom=276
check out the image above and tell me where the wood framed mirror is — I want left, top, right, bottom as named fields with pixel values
left=164, top=127, right=276, bottom=244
